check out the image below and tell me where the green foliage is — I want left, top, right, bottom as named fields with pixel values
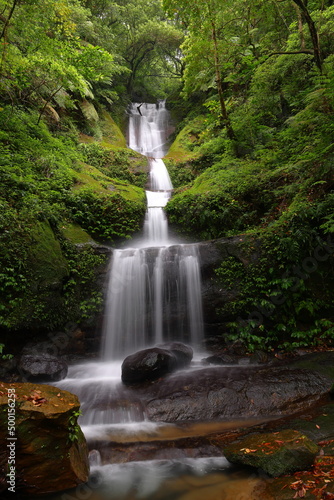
left=214, top=214, right=334, bottom=352
left=0, top=344, right=13, bottom=360
left=67, top=189, right=145, bottom=241
left=79, top=143, right=147, bottom=188
left=68, top=409, right=83, bottom=443
left=0, top=0, right=127, bottom=109
left=166, top=159, right=273, bottom=239
left=83, top=0, right=184, bottom=101
left=0, top=105, right=145, bottom=335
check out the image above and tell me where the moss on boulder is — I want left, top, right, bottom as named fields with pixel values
left=0, top=382, right=89, bottom=495
left=30, top=221, right=68, bottom=285
left=224, top=429, right=319, bottom=477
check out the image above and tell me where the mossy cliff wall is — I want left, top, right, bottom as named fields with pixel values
left=0, top=105, right=147, bottom=351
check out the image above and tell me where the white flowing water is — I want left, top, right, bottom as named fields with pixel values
left=102, top=101, right=204, bottom=358
left=55, top=102, right=214, bottom=500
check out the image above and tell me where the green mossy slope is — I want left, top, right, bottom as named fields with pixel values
left=0, top=106, right=146, bottom=339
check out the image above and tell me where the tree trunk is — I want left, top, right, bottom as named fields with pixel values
left=293, top=3, right=305, bottom=50
left=210, top=20, right=235, bottom=140
left=292, top=0, right=322, bottom=71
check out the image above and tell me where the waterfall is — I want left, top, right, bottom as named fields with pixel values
left=102, top=101, right=204, bottom=359
left=57, top=100, right=204, bottom=445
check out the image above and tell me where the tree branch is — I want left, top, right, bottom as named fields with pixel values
left=37, top=85, right=63, bottom=125
left=265, top=49, right=313, bottom=60
left=0, top=0, right=19, bottom=40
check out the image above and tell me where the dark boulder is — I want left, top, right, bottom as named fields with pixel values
left=18, top=353, right=68, bottom=382
left=157, top=342, right=193, bottom=368
left=224, top=429, right=319, bottom=477
left=121, top=347, right=178, bottom=385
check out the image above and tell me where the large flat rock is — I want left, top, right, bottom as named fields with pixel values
left=130, top=365, right=332, bottom=422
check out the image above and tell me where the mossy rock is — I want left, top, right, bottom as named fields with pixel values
left=60, top=223, right=94, bottom=244
left=29, top=222, right=68, bottom=285
left=100, top=110, right=127, bottom=148
left=224, top=429, right=319, bottom=477
left=0, top=382, right=89, bottom=495
left=165, top=121, right=199, bottom=163
left=73, top=163, right=145, bottom=203
left=290, top=351, right=334, bottom=382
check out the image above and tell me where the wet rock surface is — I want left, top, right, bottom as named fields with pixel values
left=18, top=353, right=68, bottom=382
left=138, top=365, right=331, bottom=422
left=156, top=342, right=193, bottom=368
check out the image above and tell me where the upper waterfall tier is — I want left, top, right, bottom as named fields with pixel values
left=128, top=102, right=173, bottom=158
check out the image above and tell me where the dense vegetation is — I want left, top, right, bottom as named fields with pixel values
left=164, top=0, right=334, bottom=351
left=0, top=0, right=333, bottom=353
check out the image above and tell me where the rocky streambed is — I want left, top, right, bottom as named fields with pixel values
left=1, top=350, right=334, bottom=499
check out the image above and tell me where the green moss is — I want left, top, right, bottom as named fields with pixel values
left=165, top=121, right=200, bottom=162
left=166, top=159, right=270, bottom=239
left=29, top=222, right=68, bottom=284
left=73, top=163, right=145, bottom=202
left=100, top=110, right=127, bottom=148
left=60, top=223, right=94, bottom=244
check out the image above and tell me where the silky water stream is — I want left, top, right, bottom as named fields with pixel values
left=52, top=103, right=263, bottom=500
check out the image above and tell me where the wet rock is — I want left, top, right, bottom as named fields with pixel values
left=197, top=236, right=253, bottom=337
left=203, top=354, right=236, bottom=365
left=0, top=382, right=89, bottom=495
left=290, top=351, right=334, bottom=381
left=88, top=449, right=102, bottom=467
left=140, top=365, right=332, bottom=422
left=121, top=347, right=178, bottom=384
left=224, top=429, right=319, bottom=477
left=18, top=353, right=68, bottom=382
left=249, top=350, right=270, bottom=364
left=157, top=342, right=193, bottom=368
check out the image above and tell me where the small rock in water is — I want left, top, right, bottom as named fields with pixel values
left=89, top=449, right=102, bottom=467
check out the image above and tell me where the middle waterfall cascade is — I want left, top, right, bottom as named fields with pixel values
left=102, top=101, right=204, bottom=359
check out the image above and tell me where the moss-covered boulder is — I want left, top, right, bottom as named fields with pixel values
left=0, top=382, right=89, bottom=495
left=224, top=429, right=319, bottom=477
